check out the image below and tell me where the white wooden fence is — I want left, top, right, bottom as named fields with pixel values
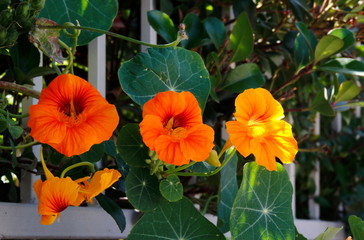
left=0, top=0, right=349, bottom=239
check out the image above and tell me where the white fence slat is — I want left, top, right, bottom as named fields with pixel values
left=141, top=0, right=156, bottom=52
left=88, top=35, right=106, bottom=97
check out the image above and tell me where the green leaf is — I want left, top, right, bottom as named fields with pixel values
left=96, top=193, right=126, bottom=233
left=295, top=228, right=308, bottom=240
left=329, top=28, right=355, bottom=53
left=310, top=88, right=335, bottom=116
left=125, top=167, right=163, bottom=212
left=289, top=0, right=312, bottom=22
left=314, top=226, right=343, bottom=240
left=230, top=162, right=295, bottom=240
left=188, top=161, right=216, bottom=173
left=317, top=58, right=364, bottom=76
left=104, top=140, right=128, bottom=175
left=127, top=198, right=225, bottom=240
left=147, top=10, right=176, bottom=43
left=39, top=0, right=118, bottom=46
left=10, top=35, right=40, bottom=74
left=117, top=124, right=149, bottom=168
left=79, top=142, right=105, bottom=162
left=159, top=174, right=183, bottom=202
left=181, top=13, right=205, bottom=49
left=294, top=22, right=317, bottom=67
left=118, top=47, right=211, bottom=110
left=8, top=125, right=23, bottom=139
left=217, top=152, right=238, bottom=233
left=348, top=215, right=364, bottom=240
left=336, top=102, right=364, bottom=108
left=335, top=81, right=361, bottom=103
left=203, top=17, right=226, bottom=50
left=295, top=22, right=317, bottom=51
left=27, top=67, right=57, bottom=79
left=314, top=35, right=344, bottom=63
left=221, top=63, right=265, bottom=92
left=229, top=12, right=253, bottom=62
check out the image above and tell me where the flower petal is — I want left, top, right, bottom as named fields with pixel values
left=154, top=135, right=189, bottom=166
left=139, top=115, right=165, bottom=151
left=250, top=139, right=277, bottom=171
left=226, top=120, right=251, bottom=157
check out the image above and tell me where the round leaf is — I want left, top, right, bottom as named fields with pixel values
left=118, top=47, right=211, bottom=110
left=125, top=167, right=163, bottom=212
left=230, top=162, right=295, bottom=240
left=39, top=0, right=118, bottom=46
left=79, top=142, right=105, bottom=162
left=221, top=63, right=265, bottom=92
left=117, top=124, right=149, bottom=167
left=314, top=35, right=344, bottom=63
left=128, top=198, right=225, bottom=240
left=159, top=174, right=183, bottom=202
left=147, top=10, right=176, bottom=43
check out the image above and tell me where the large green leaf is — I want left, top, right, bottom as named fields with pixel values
left=217, top=152, right=238, bottom=233
left=125, top=167, right=163, bottom=212
left=314, top=35, right=344, bottom=63
left=147, top=10, right=176, bottom=43
left=317, top=58, right=364, bottom=76
left=310, top=88, right=335, bottom=116
left=181, top=13, right=206, bottom=49
left=204, top=17, right=226, bottom=50
left=335, top=81, right=361, bottom=103
left=314, top=226, right=343, bottom=240
left=117, top=124, right=149, bottom=168
left=294, top=22, right=317, bottom=67
left=127, top=198, right=225, bottom=240
left=229, top=12, right=253, bottom=62
left=39, top=0, right=118, bottom=46
left=96, top=193, right=126, bottom=233
left=221, top=63, right=265, bottom=92
left=230, top=162, right=295, bottom=240
left=348, top=215, right=364, bottom=240
left=159, top=174, right=183, bottom=202
left=118, top=47, right=211, bottom=110
left=329, top=28, right=355, bottom=53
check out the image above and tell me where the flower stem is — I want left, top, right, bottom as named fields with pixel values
left=163, top=161, right=197, bottom=175
left=0, top=81, right=41, bottom=99
left=0, top=108, right=29, bottom=118
left=201, top=195, right=218, bottom=216
left=0, top=140, right=39, bottom=150
left=60, top=162, right=95, bottom=178
left=174, top=148, right=236, bottom=177
left=37, top=25, right=185, bottom=48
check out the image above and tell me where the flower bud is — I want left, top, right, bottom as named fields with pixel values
left=15, top=2, right=30, bottom=22
left=205, top=150, right=221, bottom=167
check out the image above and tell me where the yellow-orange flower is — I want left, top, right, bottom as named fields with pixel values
left=28, top=74, right=119, bottom=157
left=76, top=168, right=121, bottom=202
left=226, top=88, right=298, bottom=171
left=139, top=91, right=214, bottom=166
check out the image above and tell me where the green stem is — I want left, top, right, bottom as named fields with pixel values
left=174, top=148, right=237, bottom=177
left=58, top=40, right=74, bottom=74
left=0, top=108, right=29, bottom=118
left=163, top=161, right=197, bottom=175
left=37, top=25, right=183, bottom=48
left=150, top=160, right=163, bottom=175
left=0, top=140, right=39, bottom=150
left=0, top=81, right=41, bottom=99
left=60, top=162, right=95, bottom=178
left=201, top=195, right=218, bottom=215
left=51, top=61, right=62, bottom=75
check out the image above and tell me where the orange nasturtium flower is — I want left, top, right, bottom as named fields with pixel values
left=139, top=91, right=214, bottom=166
left=28, top=74, right=119, bottom=157
left=34, top=149, right=121, bottom=225
left=226, top=88, right=298, bottom=171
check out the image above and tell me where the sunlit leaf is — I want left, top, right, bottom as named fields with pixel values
left=159, top=174, right=183, bottom=202
left=348, top=215, right=364, bottom=240
left=230, top=162, right=295, bottom=240
left=317, top=58, right=364, bottom=76
left=39, top=0, right=118, bottom=46
left=217, top=151, right=238, bottom=233
left=221, top=63, right=265, bottom=92
left=314, top=226, right=343, bottom=240
left=118, top=47, right=211, bottom=110
left=229, top=12, right=253, bottom=62
left=314, top=35, right=344, bottom=63
left=125, top=167, right=163, bottom=212
left=329, top=28, right=355, bottom=53
left=147, top=10, right=176, bottom=43
left=335, top=81, right=361, bottom=103
left=117, top=124, right=149, bottom=168
left=128, top=198, right=225, bottom=240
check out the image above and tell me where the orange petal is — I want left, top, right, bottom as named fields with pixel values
left=226, top=120, right=251, bottom=157
left=139, top=115, right=165, bottom=150
left=154, top=135, right=189, bottom=165
left=180, top=124, right=214, bottom=162
left=40, top=215, right=58, bottom=225
left=250, top=139, right=277, bottom=171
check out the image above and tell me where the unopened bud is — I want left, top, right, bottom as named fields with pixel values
left=205, top=150, right=221, bottom=167
left=179, top=23, right=185, bottom=31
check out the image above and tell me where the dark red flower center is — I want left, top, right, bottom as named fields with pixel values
left=60, top=98, right=84, bottom=117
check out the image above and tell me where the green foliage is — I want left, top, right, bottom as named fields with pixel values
left=147, top=10, right=176, bottom=43
left=229, top=12, right=253, bottom=62
left=230, top=162, right=295, bottom=240
left=159, top=174, right=183, bottom=202
left=348, top=215, right=364, bottom=240
left=314, top=226, right=343, bottom=240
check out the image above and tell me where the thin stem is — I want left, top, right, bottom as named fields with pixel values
left=37, top=25, right=183, bottom=48
left=201, top=195, right=218, bottom=215
left=0, top=108, right=29, bottom=118
left=174, top=148, right=236, bottom=177
left=60, top=162, right=95, bottom=178
left=163, top=161, right=197, bottom=175
left=51, top=61, right=62, bottom=75
left=58, top=40, right=74, bottom=74
left=0, top=140, right=39, bottom=150
left=0, top=81, right=41, bottom=99
left=150, top=160, right=163, bottom=175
